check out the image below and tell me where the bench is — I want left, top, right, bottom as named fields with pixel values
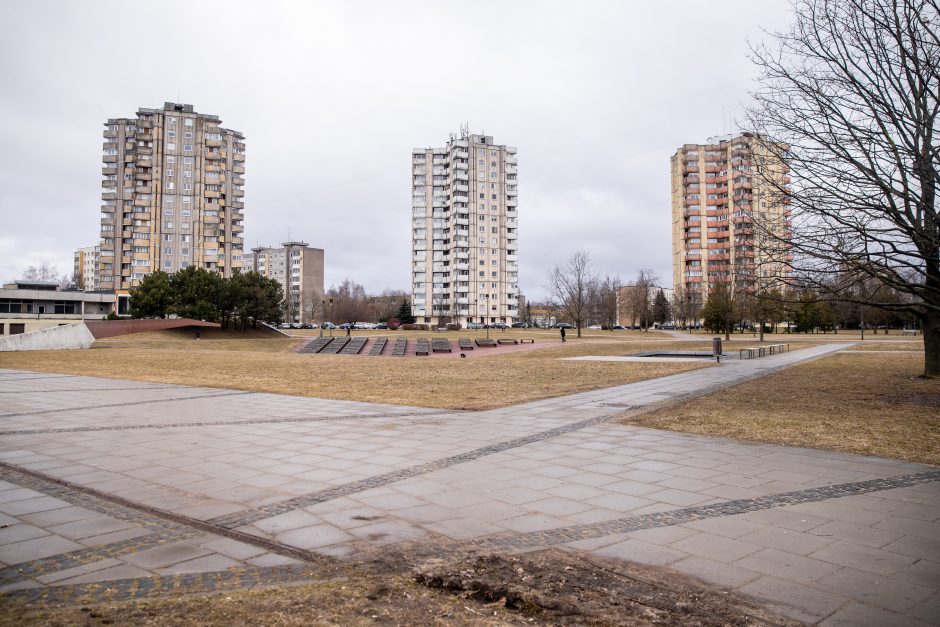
left=475, top=338, right=497, bottom=347
left=431, top=338, right=452, bottom=353
left=901, top=329, right=919, bottom=336
left=319, top=337, right=350, bottom=354
left=739, top=346, right=766, bottom=359
left=368, top=337, right=388, bottom=356
left=415, top=338, right=430, bottom=356
left=339, top=337, right=368, bottom=355
left=458, top=338, right=474, bottom=350
left=497, top=338, right=518, bottom=345
left=520, top=339, right=535, bottom=344
left=739, top=343, right=789, bottom=359
left=390, top=337, right=407, bottom=356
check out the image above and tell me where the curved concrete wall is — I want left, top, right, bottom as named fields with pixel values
left=0, top=322, right=96, bottom=352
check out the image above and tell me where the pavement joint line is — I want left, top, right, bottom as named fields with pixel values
left=0, top=463, right=337, bottom=572
left=0, top=375, right=78, bottom=382
left=0, top=390, right=255, bottom=419
left=0, top=410, right=441, bottom=436
left=207, top=343, right=855, bottom=529
left=466, top=469, right=940, bottom=552
left=0, top=386, right=174, bottom=395
left=1, top=562, right=319, bottom=607
left=207, top=411, right=622, bottom=529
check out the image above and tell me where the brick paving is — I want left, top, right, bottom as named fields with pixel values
left=0, top=343, right=937, bottom=625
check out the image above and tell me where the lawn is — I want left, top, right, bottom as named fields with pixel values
left=620, top=350, right=940, bottom=465
left=0, top=329, right=711, bottom=410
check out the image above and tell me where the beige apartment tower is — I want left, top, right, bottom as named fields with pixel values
left=244, top=242, right=324, bottom=324
left=99, top=102, right=245, bottom=291
left=411, top=129, right=519, bottom=327
left=671, top=133, right=791, bottom=311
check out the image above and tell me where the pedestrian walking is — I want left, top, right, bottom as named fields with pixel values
left=346, top=323, right=352, bottom=338
left=560, top=326, right=566, bottom=342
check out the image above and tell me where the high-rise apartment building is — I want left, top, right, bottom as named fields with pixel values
left=73, top=245, right=100, bottom=291
left=99, top=102, right=245, bottom=291
left=244, top=242, right=324, bottom=324
left=671, top=132, right=791, bottom=310
left=411, top=129, right=519, bottom=327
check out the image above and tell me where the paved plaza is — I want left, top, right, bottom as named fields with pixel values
left=0, top=342, right=937, bottom=625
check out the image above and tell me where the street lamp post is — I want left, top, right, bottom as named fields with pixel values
left=320, top=299, right=325, bottom=338
left=329, top=298, right=334, bottom=337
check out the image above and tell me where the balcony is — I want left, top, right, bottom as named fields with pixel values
left=455, top=251, right=469, bottom=260
left=206, top=139, right=221, bottom=148
left=456, top=262, right=469, bottom=270
left=455, top=162, right=468, bottom=170
left=102, top=155, right=118, bottom=163
left=232, top=152, right=245, bottom=162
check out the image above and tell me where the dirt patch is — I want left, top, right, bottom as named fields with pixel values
left=2, top=549, right=796, bottom=626
left=414, top=550, right=796, bottom=626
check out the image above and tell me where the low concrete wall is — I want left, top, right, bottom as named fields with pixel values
left=0, top=322, right=96, bottom=352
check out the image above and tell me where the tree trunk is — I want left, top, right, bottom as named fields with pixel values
left=923, top=311, right=940, bottom=378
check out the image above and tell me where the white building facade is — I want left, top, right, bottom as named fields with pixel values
left=411, top=129, right=519, bottom=327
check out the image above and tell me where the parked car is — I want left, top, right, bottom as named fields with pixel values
left=511, top=322, right=530, bottom=328
left=320, top=322, right=336, bottom=329
left=553, top=322, right=575, bottom=329
left=612, top=325, right=626, bottom=330
left=375, top=322, right=389, bottom=330
left=490, top=323, right=509, bottom=329
left=660, top=323, right=676, bottom=330
left=587, top=325, right=601, bottom=330
left=301, top=323, right=315, bottom=329
left=338, top=323, right=353, bottom=330
left=279, top=323, right=291, bottom=329
left=467, top=322, right=486, bottom=330
left=290, top=322, right=302, bottom=329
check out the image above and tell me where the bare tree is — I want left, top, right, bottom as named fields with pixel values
left=593, top=275, right=621, bottom=329
left=547, top=250, right=597, bottom=338
left=627, top=269, right=659, bottom=331
left=747, top=0, right=940, bottom=375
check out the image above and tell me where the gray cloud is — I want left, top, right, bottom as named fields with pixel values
left=0, top=0, right=793, bottom=299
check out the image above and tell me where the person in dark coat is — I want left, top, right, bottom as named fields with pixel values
left=560, top=326, right=566, bottom=342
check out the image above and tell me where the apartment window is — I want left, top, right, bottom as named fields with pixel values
left=167, top=130, right=176, bottom=138
left=182, top=197, right=191, bottom=204
left=183, top=144, right=192, bottom=152
left=184, top=157, right=192, bottom=165
left=491, top=272, right=497, bottom=277
left=167, top=143, right=176, bottom=151
left=184, top=132, right=193, bottom=140
left=181, top=209, right=191, bottom=217
left=167, top=117, right=177, bottom=125
left=165, top=221, right=173, bottom=229
left=479, top=271, right=485, bottom=277
left=182, top=222, right=190, bottom=230
left=167, top=156, right=175, bottom=163
left=165, top=182, right=174, bottom=190
left=183, top=183, right=192, bottom=192
left=184, top=118, right=193, bottom=126
left=491, top=227, right=498, bottom=233
left=163, top=208, right=174, bottom=216
left=491, top=194, right=497, bottom=200
left=164, top=260, right=172, bottom=268
left=166, top=169, right=174, bottom=177
left=164, top=247, right=173, bottom=255
left=184, top=170, right=192, bottom=178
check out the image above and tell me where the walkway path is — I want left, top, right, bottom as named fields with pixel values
left=0, top=342, right=936, bottom=625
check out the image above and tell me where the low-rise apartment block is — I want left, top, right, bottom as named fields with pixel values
left=73, top=245, right=100, bottom=291
left=244, top=241, right=324, bottom=323
left=0, top=281, right=116, bottom=336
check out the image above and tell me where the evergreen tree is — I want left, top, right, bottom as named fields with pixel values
left=651, top=289, right=671, bottom=325
left=129, top=271, right=173, bottom=319
left=395, top=298, right=415, bottom=324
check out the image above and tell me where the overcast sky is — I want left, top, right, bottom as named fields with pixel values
left=0, top=0, right=794, bottom=300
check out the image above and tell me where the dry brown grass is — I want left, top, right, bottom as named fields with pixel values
left=842, top=342, right=924, bottom=351
left=0, top=332, right=710, bottom=411
left=621, top=351, right=940, bottom=465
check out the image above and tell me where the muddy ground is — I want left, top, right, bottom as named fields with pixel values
left=1, top=548, right=797, bottom=626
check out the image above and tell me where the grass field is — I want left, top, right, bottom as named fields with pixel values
left=620, top=350, right=939, bottom=465
left=0, top=329, right=713, bottom=410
